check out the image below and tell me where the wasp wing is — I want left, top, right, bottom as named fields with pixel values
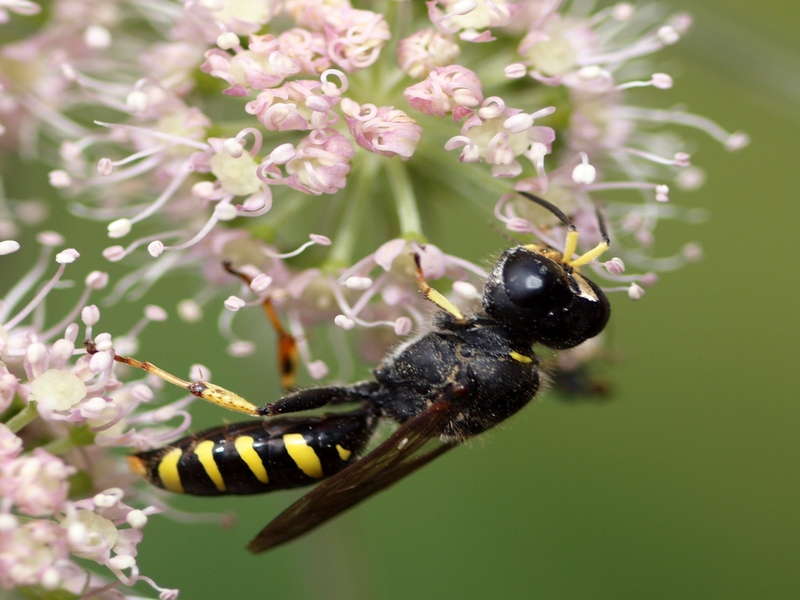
left=248, top=400, right=458, bottom=553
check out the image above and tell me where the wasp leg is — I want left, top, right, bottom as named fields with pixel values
left=413, top=253, right=466, bottom=323
left=261, top=381, right=380, bottom=416
left=85, top=340, right=262, bottom=416
left=223, top=261, right=298, bottom=390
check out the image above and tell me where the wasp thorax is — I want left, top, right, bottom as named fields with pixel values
left=482, top=246, right=610, bottom=349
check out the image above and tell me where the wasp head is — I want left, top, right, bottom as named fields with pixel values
left=482, top=245, right=610, bottom=349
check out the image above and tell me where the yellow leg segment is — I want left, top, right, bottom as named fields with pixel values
left=414, top=253, right=465, bottom=323
left=223, top=261, right=298, bottom=390
left=85, top=342, right=261, bottom=416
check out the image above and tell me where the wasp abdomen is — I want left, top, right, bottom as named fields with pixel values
left=129, top=411, right=376, bottom=496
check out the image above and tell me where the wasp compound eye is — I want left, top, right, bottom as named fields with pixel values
left=482, top=248, right=569, bottom=331
left=503, top=251, right=570, bottom=310
left=482, top=246, right=610, bottom=350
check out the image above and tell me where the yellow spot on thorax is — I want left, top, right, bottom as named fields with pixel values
left=194, top=440, right=226, bottom=491
left=336, top=444, right=352, bottom=461
left=509, top=351, right=532, bottom=364
left=235, top=436, right=269, bottom=484
left=157, top=447, right=185, bottom=494
left=283, top=433, right=323, bottom=478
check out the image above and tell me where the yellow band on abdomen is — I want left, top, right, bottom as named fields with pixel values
left=235, top=436, right=269, bottom=484
left=284, top=433, right=323, bottom=478
left=158, top=447, right=185, bottom=493
left=194, top=440, right=226, bottom=491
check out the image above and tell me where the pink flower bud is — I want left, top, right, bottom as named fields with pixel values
left=404, top=65, right=483, bottom=117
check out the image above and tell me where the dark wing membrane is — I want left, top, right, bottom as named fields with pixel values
left=248, top=401, right=458, bottom=553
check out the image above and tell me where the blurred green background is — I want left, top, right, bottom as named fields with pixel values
left=4, top=0, right=800, bottom=598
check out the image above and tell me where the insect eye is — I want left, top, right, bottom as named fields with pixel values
left=503, top=251, right=568, bottom=309
left=483, top=248, right=610, bottom=349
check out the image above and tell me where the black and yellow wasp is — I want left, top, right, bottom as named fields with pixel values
left=88, top=192, right=611, bottom=553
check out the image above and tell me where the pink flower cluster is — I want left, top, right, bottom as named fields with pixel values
left=0, top=424, right=173, bottom=597
left=1, top=235, right=194, bottom=449
left=0, top=1, right=747, bottom=594
left=0, top=0, right=745, bottom=392
left=0, top=236, right=194, bottom=597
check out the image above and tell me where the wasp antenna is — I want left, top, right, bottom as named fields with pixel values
left=516, top=191, right=610, bottom=268
left=568, top=205, right=611, bottom=268
left=516, top=191, right=581, bottom=264
left=516, top=191, right=577, bottom=232
left=568, top=239, right=609, bottom=268
left=562, top=230, right=580, bottom=266
left=595, top=204, right=610, bottom=246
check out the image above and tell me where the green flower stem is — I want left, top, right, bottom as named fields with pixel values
left=39, top=436, right=74, bottom=455
left=6, top=401, right=38, bottom=434
left=385, top=159, right=423, bottom=239
left=327, top=153, right=380, bottom=267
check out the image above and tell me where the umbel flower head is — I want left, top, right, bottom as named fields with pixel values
left=0, top=235, right=184, bottom=597
left=0, top=0, right=745, bottom=596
